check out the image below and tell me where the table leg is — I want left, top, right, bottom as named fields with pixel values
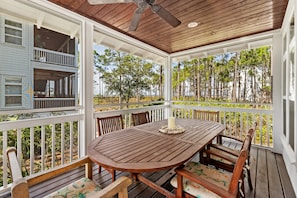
left=136, top=173, right=175, bottom=198
left=130, top=173, right=138, bottom=183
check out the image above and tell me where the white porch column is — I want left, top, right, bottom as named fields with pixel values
left=272, top=32, right=283, bottom=154
left=164, top=56, right=172, bottom=118
left=79, top=21, right=94, bottom=157
left=74, top=37, right=79, bottom=104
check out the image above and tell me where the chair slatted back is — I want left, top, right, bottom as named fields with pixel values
left=228, top=135, right=250, bottom=195
left=247, top=128, right=255, bottom=151
left=97, top=115, right=124, bottom=136
left=193, top=110, right=220, bottom=122
left=132, top=111, right=150, bottom=126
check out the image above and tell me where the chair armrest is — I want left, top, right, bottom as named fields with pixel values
left=218, top=134, right=244, bottom=143
left=210, top=144, right=240, bottom=157
left=203, top=149, right=237, bottom=164
left=27, top=156, right=93, bottom=187
left=6, top=148, right=30, bottom=198
left=91, top=176, right=132, bottom=198
left=7, top=148, right=23, bottom=182
left=7, top=147, right=131, bottom=198
left=175, top=167, right=235, bottom=198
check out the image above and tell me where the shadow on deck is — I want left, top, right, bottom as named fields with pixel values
left=6, top=144, right=297, bottom=198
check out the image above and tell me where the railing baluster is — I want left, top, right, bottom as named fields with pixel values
left=240, top=112, right=243, bottom=139
left=228, top=111, right=231, bottom=136
left=30, top=127, right=34, bottom=174
left=61, top=122, right=65, bottom=165
left=70, top=121, right=73, bottom=162
left=260, top=114, right=263, bottom=146
left=17, top=129, right=21, bottom=163
left=223, top=111, right=226, bottom=136
left=253, top=113, right=256, bottom=145
left=41, top=125, right=45, bottom=171
left=3, top=130, right=8, bottom=187
left=51, top=124, right=55, bottom=168
left=268, top=115, right=272, bottom=147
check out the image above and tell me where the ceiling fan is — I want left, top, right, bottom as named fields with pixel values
left=87, top=0, right=181, bottom=31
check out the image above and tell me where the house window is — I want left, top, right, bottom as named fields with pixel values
left=4, top=19, right=22, bottom=45
left=4, top=77, right=22, bottom=107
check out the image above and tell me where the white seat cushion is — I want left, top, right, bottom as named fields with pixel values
left=45, top=177, right=102, bottom=198
left=171, top=162, right=232, bottom=198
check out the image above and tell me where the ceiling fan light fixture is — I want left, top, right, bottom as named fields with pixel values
left=188, top=22, right=198, bottom=28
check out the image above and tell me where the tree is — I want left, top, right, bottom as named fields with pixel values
left=94, top=48, right=154, bottom=107
left=193, top=58, right=201, bottom=100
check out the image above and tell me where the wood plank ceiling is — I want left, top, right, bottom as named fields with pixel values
left=49, top=0, right=288, bottom=54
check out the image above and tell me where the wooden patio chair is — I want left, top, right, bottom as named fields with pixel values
left=193, top=110, right=220, bottom=122
left=97, top=114, right=124, bottom=136
left=193, top=110, right=220, bottom=141
left=202, top=128, right=255, bottom=190
left=7, top=147, right=132, bottom=198
left=171, top=136, right=250, bottom=198
left=96, top=114, right=124, bottom=181
left=131, top=111, right=150, bottom=126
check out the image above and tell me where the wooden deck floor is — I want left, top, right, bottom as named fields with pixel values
left=5, top=144, right=296, bottom=198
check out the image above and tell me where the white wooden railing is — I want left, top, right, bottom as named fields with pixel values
left=93, top=102, right=273, bottom=148
left=34, top=98, right=75, bottom=109
left=0, top=107, right=82, bottom=193
left=33, top=47, right=76, bottom=67
left=171, top=104, right=273, bottom=147
left=0, top=103, right=273, bottom=194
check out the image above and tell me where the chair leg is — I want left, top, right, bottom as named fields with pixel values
left=246, top=158, right=253, bottom=190
left=217, top=135, right=222, bottom=144
left=247, top=168, right=253, bottom=190
left=199, top=149, right=207, bottom=164
left=112, top=170, right=116, bottom=181
left=99, top=165, right=102, bottom=173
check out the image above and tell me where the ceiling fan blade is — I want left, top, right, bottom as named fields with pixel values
left=150, top=5, right=181, bottom=27
left=88, top=0, right=133, bottom=5
left=129, top=7, right=145, bottom=31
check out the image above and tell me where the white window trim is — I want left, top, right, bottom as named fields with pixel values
left=3, top=75, right=23, bottom=108
left=1, top=17, right=24, bottom=46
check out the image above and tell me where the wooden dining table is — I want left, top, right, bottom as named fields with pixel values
left=88, top=118, right=225, bottom=198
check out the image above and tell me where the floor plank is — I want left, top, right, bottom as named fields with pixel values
left=276, top=154, right=296, bottom=198
left=267, top=150, right=284, bottom=198
left=255, top=148, right=269, bottom=198
left=245, top=146, right=257, bottom=198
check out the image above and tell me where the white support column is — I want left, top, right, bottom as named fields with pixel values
left=75, top=37, right=79, bottom=104
left=79, top=21, right=94, bottom=157
left=164, top=56, right=172, bottom=118
left=272, top=32, right=283, bottom=154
